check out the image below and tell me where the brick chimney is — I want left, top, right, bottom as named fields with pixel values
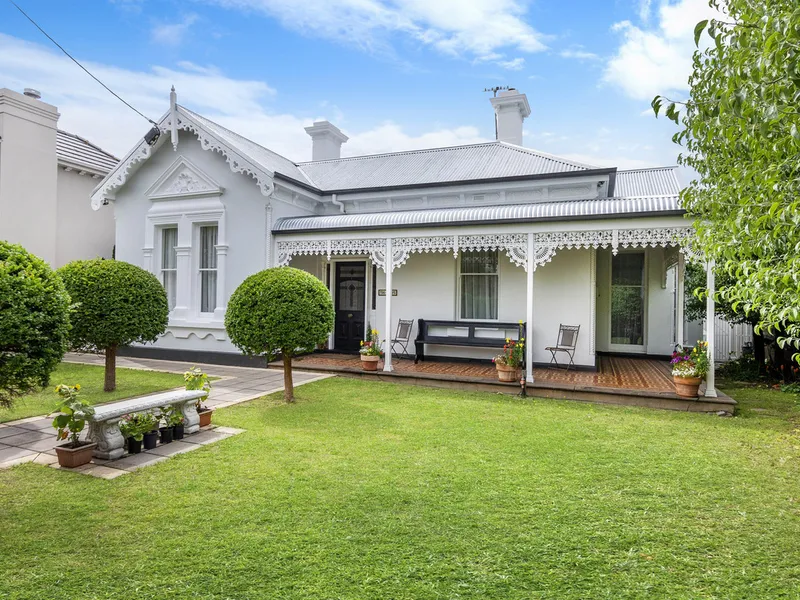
left=490, top=88, right=531, bottom=147
left=305, top=120, right=348, bottom=161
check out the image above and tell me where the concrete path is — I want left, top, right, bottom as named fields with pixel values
left=0, top=353, right=332, bottom=473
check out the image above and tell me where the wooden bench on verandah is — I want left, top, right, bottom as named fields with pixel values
left=414, top=319, right=526, bottom=364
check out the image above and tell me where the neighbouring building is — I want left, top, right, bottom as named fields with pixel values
left=0, top=87, right=118, bottom=266
left=90, top=87, right=719, bottom=397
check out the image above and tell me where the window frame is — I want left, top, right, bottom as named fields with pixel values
left=456, top=249, right=501, bottom=322
left=195, top=223, right=219, bottom=316
left=157, top=225, right=178, bottom=311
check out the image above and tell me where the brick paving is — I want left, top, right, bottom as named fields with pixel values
left=0, top=353, right=332, bottom=474
left=288, top=353, right=676, bottom=393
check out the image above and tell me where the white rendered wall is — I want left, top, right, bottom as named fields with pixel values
left=111, top=129, right=315, bottom=353
left=0, top=89, right=59, bottom=263
left=55, top=168, right=115, bottom=266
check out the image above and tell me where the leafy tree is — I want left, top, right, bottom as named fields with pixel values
left=225, top=267, right=334, bottom=402
left=684, top=263, right=766, bottom=373
left=0, top=241, right=71, bottom=406
left=653, top=1, right=800, bottom=361
left=58, top=259, right=168, bottom=392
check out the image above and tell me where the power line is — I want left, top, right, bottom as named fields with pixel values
left=8, top=0, right=157, bottom=126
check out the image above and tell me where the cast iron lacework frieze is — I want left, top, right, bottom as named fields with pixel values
left=275, top=227, right=694, bottom=271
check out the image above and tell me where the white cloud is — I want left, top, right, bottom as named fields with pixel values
left=604, top=0, right=720, bottom=100
left=496, top=57, right=525, bottom=70
left=559, top=45, right=601, bottom=61
left=209, top=0, right=546, bottom=67
left=151, top=14, right=199, bottom=46
left=0, top=34, right=488, bottom=161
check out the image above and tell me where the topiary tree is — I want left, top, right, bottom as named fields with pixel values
left=57, top=259, right=168, bottom=392
left=0, top=241, right=71, bottom=407
left=225, top=267, right=334, bottom=402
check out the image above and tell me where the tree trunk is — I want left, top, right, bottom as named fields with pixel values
left=282, top=352, right=294, bottom=403
left=104, top=344, right=117, bottom=392
left=752, top=326, right=766, bottom=376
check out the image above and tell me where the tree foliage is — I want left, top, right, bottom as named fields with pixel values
left=0, top=241, right=71, bottom=406
left=225, top=267, right=334, bottom=402
left=654, top=1, right=800, bottom=359
left=57, top=259, right=168, bottom=391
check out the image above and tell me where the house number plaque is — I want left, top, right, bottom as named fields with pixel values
left=378, top=289, right=398, bottom=296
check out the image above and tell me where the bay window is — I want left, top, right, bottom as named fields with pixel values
left=199, top=225, right=218, bottom=314
left=160, top=227, right=177, bottom=310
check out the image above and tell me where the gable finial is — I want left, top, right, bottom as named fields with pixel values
left=170, top=86, right=178, bottom=151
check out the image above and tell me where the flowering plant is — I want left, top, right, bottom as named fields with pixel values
left=493, top=337, right=525, bottom=368
left=119, top=413, right=152, bottom=442
left=359, top=329, right=384, bottom=357
left=671, top=341, right=710, bottom=378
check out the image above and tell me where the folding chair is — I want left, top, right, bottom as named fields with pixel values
left=391, top=319, right=414, bottom=359
left=545, top=324, right=580, bottom=370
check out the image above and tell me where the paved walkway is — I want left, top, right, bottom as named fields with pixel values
left=0, top=353, right=332, bottom=474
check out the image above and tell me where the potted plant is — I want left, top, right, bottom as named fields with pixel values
left=185, top=366, right=213, bottom=427
left=359, top=329, right=383, bottom=371
left=51, top=384, right=96, bottom=468
left=493, top=337, right=525, bottom=382
left=671, top=341, right=710, bottom=398
left=142, top=413, right=159, bottom=450
left=119, top=413, right=146, bottom=454
left=158, top=406, right=174, bottom=444
left=170, top=411, right=185, bottom=440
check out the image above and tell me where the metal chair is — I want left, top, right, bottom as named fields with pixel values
left=545, top=324, right=580, bottom=370
left=391, top=319, right=414, bottom=359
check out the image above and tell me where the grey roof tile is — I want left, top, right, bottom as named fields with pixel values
left=614, top=166, right=681, bottom=197
left=56, top=130, right=118, bottom=174
left=273, top=196, right=683, bottom=233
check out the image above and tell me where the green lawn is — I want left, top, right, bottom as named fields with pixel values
left=0, top=362, right=185, bottom=423
left=2, top=378, right=800, bottom=599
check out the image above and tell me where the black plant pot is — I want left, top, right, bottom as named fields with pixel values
left=172, top=424, right=185, bottom=440
left=143, top=430, right=158, bottom=450
left=159, top=426, right=173, bottom=444
left=127, top=437, right=143, bottom=454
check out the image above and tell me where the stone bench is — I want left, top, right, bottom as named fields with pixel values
left=87, top=389, right=208, bottom=460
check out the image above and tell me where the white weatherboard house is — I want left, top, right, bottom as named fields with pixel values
left=0, top=87, right=118, bottom=266
left=91, top=88, right=718, bottom=395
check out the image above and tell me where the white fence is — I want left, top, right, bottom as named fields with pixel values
left=713, top=317, right=751, bottom=362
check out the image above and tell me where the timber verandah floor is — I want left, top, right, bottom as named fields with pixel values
left=276, top=353, right=737, bottom=413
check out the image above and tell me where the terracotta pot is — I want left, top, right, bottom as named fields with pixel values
left=198, top=409, right=214, bottom=428
left=361, top=354, right=380, bottom=371
left=496, top=363, right=520, bottom=382
left=673, top=375, right=702, bottom=398
left=54, top=441, right=97, bottom=468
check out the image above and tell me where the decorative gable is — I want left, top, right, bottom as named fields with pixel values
left=145, top=156, right=224, bottom=200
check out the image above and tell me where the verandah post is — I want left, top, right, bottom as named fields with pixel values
left=383, top=237, right=394, bottom=372
left=705, top=259, right=717, bottom=397
left=676, top=250, right=685, bottom=348
left=525, top=232, right=535, bottom=383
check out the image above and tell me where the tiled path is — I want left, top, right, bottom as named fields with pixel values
left=287, top=353, right=676, bottom=393
left=0, top=354, right=331, bottom=474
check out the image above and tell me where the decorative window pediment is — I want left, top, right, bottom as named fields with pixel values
left=145, top=156, right=224, bottom=200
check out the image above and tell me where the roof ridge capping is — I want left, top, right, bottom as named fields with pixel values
left=296, top=140, right=504, bottom=165
left=495, top=141, right=600, bottom=170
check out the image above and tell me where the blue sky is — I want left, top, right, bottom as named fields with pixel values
left=0, top=0, right=716, bottom=169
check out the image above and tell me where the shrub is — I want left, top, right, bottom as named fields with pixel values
left=717, top=353, right=763, bottom=383
left=51, top=384, right=94, bottom=447
left=0, top=241, right=71, bottom=407
left=57, top=259, right=168, bottom=392
left=225, top=267, right=334, bottom=402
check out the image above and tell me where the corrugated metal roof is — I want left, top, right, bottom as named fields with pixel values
left=296, top=142, right=598, bottom=192
left=179, top=107, right=316, bottom=187
left=614, top=166, right=681, bottom=197
left=273, top=196, right=682, bottom=233
left=56, top=130, right=118, bottom=174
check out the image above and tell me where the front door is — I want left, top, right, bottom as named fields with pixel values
left=609, top=251, right=646, bottom=352
left=334, top=261, right=366, bottom=351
